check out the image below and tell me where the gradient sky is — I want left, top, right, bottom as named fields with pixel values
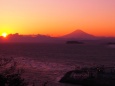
left=0, top=0, right=115, bottom=37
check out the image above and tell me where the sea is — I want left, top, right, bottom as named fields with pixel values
left=0, top=43, right=115, bottom=86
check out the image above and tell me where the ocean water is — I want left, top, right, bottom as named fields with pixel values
left=0, top=43, right=115, bottom=86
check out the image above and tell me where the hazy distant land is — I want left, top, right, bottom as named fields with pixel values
left=0, top=30, right=115, bottom=43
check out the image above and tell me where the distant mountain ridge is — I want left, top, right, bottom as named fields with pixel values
left=61, top=29, right=96, bottom=40
left=1, top=30, right=115, bottom=43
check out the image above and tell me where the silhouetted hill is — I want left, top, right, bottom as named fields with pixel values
left=0, top=33, right=63, bottom=43
left=1, top=31, right=115, bottom=43
left=61, top=29, right=96, bottom=40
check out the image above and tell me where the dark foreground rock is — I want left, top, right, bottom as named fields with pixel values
left=59, top=66, right=115, bottom=86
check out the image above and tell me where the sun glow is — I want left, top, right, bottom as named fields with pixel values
left=2, top=32, right=8, bottom=38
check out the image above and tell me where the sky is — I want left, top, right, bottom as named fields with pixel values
left=0, top=0, right=115, bottom=37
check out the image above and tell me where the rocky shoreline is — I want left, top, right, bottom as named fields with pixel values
left=60, top=66, right=115, bottom=86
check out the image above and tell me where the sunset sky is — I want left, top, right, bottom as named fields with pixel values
left=0, top=0, right=115, bottom=37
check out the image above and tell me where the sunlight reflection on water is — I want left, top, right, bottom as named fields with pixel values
left=1, top=43, right=115, bottom=86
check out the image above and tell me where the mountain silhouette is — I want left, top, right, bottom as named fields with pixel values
left=62, top=29, right=96, bottom=40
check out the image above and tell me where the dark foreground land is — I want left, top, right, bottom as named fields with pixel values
left=60, top=66, right=115, bottom=86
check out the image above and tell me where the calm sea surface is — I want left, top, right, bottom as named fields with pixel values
left=0, top=43, right=115, bottom=86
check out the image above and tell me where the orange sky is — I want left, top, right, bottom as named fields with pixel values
left=0, top=0, right=115, bottom=37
